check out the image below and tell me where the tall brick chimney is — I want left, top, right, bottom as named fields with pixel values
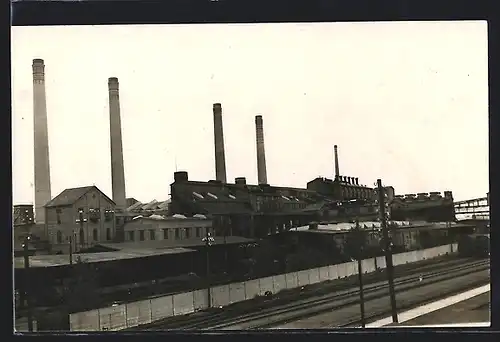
left=255, top=115, right=268, bottom=185
left=32, top=59, right=52, bottom=223
left=334, top=145, right=340, bottom=177
left=108, top=77, right=127, bottom=210
left=213, top=103, right=227, bottom=183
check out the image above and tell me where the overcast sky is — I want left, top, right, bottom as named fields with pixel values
left=11, top=22, right=488, bottom=205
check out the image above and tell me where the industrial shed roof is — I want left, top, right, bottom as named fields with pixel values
left=14, top=247, right=194, bottom=269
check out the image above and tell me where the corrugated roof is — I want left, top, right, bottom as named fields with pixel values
left=142, top=200, right=159, bottom=210
left=127, top=201, right=144, bottom=211
left=45, top=186, right=115, bottom=208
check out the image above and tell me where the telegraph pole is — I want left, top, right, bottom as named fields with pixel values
left=69, top=234, right=73, bottom=265
left=202, top=231, right=215, bottom=308
left=22, top=236, right=34, bottom=332
left=355, top=220, right=366, bottom=327
left=377, top=179, right=398, bottom=323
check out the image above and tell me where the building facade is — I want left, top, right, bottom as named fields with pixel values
left=390, top=191, right=455, bottom=222
left=123, top=216, right=213, bottom=242
left=44, top=186, right=117, bottom=252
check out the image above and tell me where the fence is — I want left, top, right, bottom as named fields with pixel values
left=69, top=243, right=457, bottom=331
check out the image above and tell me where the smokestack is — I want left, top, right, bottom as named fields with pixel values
left=255, top=115, right=268, bottom=185
left=32, top=59, right=52, bottom=223
left=334, top=145, right=340, bottom=177
left=213, top=103, right=227, bottom=183
left=108, top=77, right=127, bottom=210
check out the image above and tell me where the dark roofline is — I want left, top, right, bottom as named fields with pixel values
left=171, top=179, right=316, bottom=194
left=45, top=185, right=116, bottom=208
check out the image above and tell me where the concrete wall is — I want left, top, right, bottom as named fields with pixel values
left=69, top=243, right=457, bottom=331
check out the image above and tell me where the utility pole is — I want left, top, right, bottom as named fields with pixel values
left=69, top=234, right=73, bottom=265
left=377, top=179, right=398, bottom=323
left=202, top=231, right=215, bottom=308
left=355, top=219, right=366, bottom=327
left=22, top=236, right=34, bottom=332
left=223, top=217, right=229, bottom=273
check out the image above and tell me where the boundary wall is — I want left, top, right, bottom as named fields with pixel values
left=69, top=243, right=457, bottom=331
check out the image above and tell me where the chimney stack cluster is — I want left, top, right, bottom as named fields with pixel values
left=210, top=105, right=269, bottom=186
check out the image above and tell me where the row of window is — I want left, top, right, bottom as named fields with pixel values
left=55, top=227, right=112, bottom=244
left=54, top=207, right=114, bottom=225
left=127, top=227, right=212, bottom=242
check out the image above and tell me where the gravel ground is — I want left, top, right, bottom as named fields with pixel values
left=391, top=292, right=490, bottom=326
left=271, top=269, right=489, bottom=329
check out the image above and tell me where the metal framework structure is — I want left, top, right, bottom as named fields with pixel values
left=454, top=195, right=489, bottom=220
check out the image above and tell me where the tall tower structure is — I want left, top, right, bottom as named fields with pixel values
left=213, top=103, right=227, bottom=183
left=334, top=145, right=340, bottom=177
left=108, top=77, right=127, bottom=210
left=255, top=115, right=268, bottom=185
left=32, top=59, right=52, bottom=223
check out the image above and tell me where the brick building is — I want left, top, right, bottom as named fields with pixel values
left=44, top=186, right=117, bottom=253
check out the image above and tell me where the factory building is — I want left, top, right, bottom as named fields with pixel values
left=307, top=176, right=376, bottom=201
left=390, top=191, right=455, bottom=222
left=170, top=171, right=324, bottom=238
left=44, top=186, right=117, bottom=253
left=122, top=215, right=213, bottom=242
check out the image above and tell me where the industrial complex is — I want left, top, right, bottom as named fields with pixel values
left=13, top=59, right=489, bottom=331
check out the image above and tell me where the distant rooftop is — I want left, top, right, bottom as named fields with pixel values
left=99, top=235, right=256, bottom=251
left=14, top=247, right=194, bottom=269
left=45, top=186, right=115, bottom=208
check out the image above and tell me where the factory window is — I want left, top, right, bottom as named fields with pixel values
left=163, top=229, right=168, bottom=239
left=128, top=231, right=135, bottom=241
left=93, top=229, right=98, bottom=241
left=106, top=228, right=111, bottom=241
left=139, top=230, right=145, bottom=241
left=185, top=228, right=191, bottom=239
left=193, top=192, right=204, bottom=199
left=175, top=229, right=180, bottom=240
left=149, top=229, right=155, bottom=240
left=196, top=227, right=201, bottom=238
left=56, top=231, right=62, bottom=244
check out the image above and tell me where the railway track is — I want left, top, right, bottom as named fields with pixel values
left=202, top=259, right=489, bottom=330
left=132, top=257, right=483, bottom=330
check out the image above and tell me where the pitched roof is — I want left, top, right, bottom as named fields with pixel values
left=44, top=186, right=115, bottom=208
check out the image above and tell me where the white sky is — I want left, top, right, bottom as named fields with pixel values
left=11, top=22, right=489, bottom=204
